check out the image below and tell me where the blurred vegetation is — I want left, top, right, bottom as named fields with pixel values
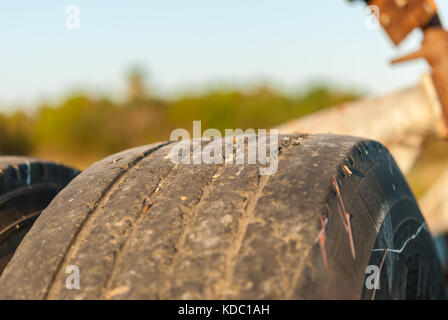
left=0, top=70, right=361, bottom=169
left=2, top=69, right=448, bottom=200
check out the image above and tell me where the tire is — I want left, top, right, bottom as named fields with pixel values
left=434, top=234, right=448, bottom=284
left=0, top=157, right=79, bottom=276
left=0, top=135, right=445, bottom=299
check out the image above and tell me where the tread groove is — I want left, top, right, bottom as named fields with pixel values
left=158, top=164, right=224, bottom=299
left=215, top=174, right=270, bottom=297
left=216, top=142, right=293, bottom=298
left=100, top=167, right=177, bottom=298
left=284, top=142, right=326, bottom=299
left=44, top=142, right=172, bottom=299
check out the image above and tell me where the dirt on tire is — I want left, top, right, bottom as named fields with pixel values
left=0, top=135, right=445, bottom=299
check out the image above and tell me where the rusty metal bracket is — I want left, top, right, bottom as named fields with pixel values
left=356, top=0, right=448, bottom=136
left=392, top=27, right=448, bottom=136
left=368, top=0, right=438, bottom=45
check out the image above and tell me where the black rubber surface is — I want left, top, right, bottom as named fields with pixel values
left=0, top=135, right=445, bottom=299
left=0, top=157, right=79, bottom=276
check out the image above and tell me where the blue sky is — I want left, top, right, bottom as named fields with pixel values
left=1, top=0, right=448, bottom=111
